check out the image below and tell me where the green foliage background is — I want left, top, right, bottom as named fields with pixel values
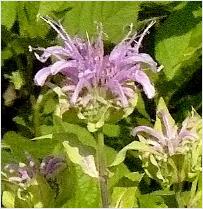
left=1, top=1, right=202, bottom=208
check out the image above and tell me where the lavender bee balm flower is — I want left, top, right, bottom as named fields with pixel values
left=30, top=17, right=161, bottom=131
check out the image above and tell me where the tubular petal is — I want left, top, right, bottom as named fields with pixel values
left=132, top=126, right=166, bottom=145
left=71, top=78, right=91, bottom=104
left=34, top=67, right=51, bottom=86
left=132, top=70, right=155, bottom=99
left=107, top=80, right=128, bottom=107
left=50, top=60, right=77, bottom=75
left=122, top=53, right=158, bottom=72
left=32, top=46, right=70, bottom=62
left=158, top=111, right=177, bottom=140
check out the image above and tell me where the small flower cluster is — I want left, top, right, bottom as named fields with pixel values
left=132, top=98, right=202, bottom=187
left=2, top=154, right=66, bottom=188
left=3, top=155, right=36, bottom=188
left=30, top=17, right=161, bottom=131
left=40, top=155, right=66, bottom=179
left=133, top=111, right=199, bottom=156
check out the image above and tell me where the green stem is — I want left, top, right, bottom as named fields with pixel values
left=96, top=131, right=109, bottom=208
left=174, top=183, right=184, bottom=208
left=32, top=95, right=43, bottom=136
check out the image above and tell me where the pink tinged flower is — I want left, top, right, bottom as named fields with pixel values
left=4, top=161, right=35, bottom=184
left=131, top=69, right=156, bottom=99
left=34, top=67, right=51, bottom=86
left=132, top=110, right=199, bottom=156
left=132, top=126, right=166, bottom=145
left=40, top=155, right=66, bottom=179
left=31, top=16, right=161, bottom=108
left=28, top=46, right=70, bottom=63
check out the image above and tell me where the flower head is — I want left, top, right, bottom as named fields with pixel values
left=2, top=154, right=67, bottom=188
left=3, top=156, right=36, bottom=188
left=132, top=106, right=200, bottom=156
left=40, top=155, right=66, bottom=179
left=132, top=98, right=202, bottom=187
left=30, top=17, right=161, bottom=131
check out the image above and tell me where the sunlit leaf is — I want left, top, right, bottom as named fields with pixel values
left=111, top=187, right=136, bottom=208
left=53, top=116, right=96, bottom=148
left=2, top=191, right=15, bottom=208
left=155, top=2, right=201, bottom=80
left=63, top=166, right=100, bottom=207
left=110, top=141, right=156, bottom=167
left=110, top=172, right=143, bottom=208
left=62, top=2, right=140, bottom=43
left=4, top=71, right=24, bottom=90
left=2, top=2, right=17, bottom=29
left=38, top=2, right=69, bottom=16
left=17, top=2, right=49, bottom=37
left=102, top=124, right=120, bottom=137
left=2, top=131, right=59, bottom=161
left=63, top=140, right=98, bottom=178
left=138, top=193, right=168, bottom=208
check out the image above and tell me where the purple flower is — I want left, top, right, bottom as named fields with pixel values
left=40, top=155, right=66, bottom=179
left=132, top=110, right=199, bottom=156
left=3, top=154, right=66, bottom=187
left=3, top=158, right=36, bottom=186
left=30, top=16, right=161, bottom=108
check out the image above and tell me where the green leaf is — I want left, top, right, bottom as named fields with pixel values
left=2, top=48, right=13, bottom=64
left=110, top=141, right=156, bottom=167
left=2, top=38, right=25, bottom=60
left=63, top=165, right=100, bottom=207
left=155, top=2, right=201, bottom=80
left=2, top=131, right=59, bottom=161
left=2, top=36, right=27, bottom=67
left=15, top=194, right=32, bottom=208
left=28, top=175, right=55, bottom=207
left=53, top=116, right=96, bottom=148
left=38, top=2, right=69, bottom=16
left=138, top=193, right=168, bottom=208
left=102, top=124, right=120, bottom=137
left=13, top=116, right=27, bottom=127
left=31, top=134, right=53, bottom=141
left=63, top=139, right=98, bottom=178
left=105, top=146, right=131, bottom=189
left=4, top=71, right=24, bottom=90
left=62, top=108, right=83, bottom=124
left=111, top=187, right=136, bottom=208
left=135, top=93, right=150, bottom=120
left=2, top=2, right=17, bottom=29
left=140, top=190, right=177, bottom=207
left=55, top=167, right=76, bottom=207
left=17, top=2, right=49, bottom=37
left=47, top=83, right=70, bottom=116
left=110, top=172, right=143, bottom=208
left=63, top=2, right=140, bottom=43
left=150, top=190, right=175, bottom=196
left=43, top=97, right=57, bottom=115
left=39, top=125, right=53, bottom=135
left=2, top=191, right=15, bottom=208
left=1, top=149, right=16, bottom=165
